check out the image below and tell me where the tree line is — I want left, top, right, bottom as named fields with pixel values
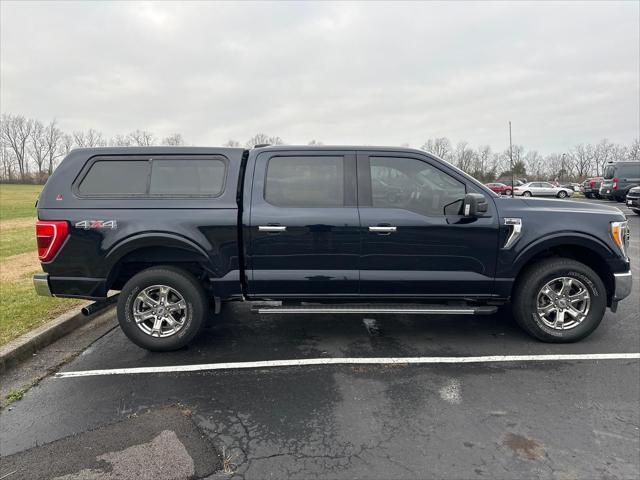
left=1, top=112, right=638, bottom=184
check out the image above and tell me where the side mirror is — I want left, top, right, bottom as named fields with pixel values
left=463, top=193, right=489, bottom=217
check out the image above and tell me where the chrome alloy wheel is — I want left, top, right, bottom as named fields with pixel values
left=133, top=285, right=188, bottom=338
left=536, top=276, right=591, bottom=330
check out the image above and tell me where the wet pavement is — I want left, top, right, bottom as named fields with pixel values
left=1, top=199, right=638, bottom=479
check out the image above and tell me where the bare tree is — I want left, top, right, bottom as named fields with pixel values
left=473, top=145, right=493, bottom=181
left=1, top=113, right=34, bottom=180
left=524, top=150, right=544, bottom=180
left=223, top=139, right=241, bottom=147
left=162, top=133, right=185, bottom=146
left=44, top=120, right=65, bottom=174
left=628, top=139, right=640, bottom=161
left=0, top=139, right=17, bottom=181
left=73, top=129, right=106, bottom=148
left=453, top=141, right=476, bottom=172
left=29, top=119, right=48, bottom=176
left=60, top=134, right=74, bottom=156
left=128, top=130, right=155, bottom=146
left=245, top=133, right=284, bottom=148
left=421, top=137, right=452, bottom=160
left=569, top=144, right=594, bottom=180
left=110, top=134, right=133, bottom=147
left=593, top=139, right=615, bottom=176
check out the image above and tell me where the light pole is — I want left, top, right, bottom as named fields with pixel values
left=509, top=121, right=514, bottom=197
left=561, top=153, right=566, bottom=184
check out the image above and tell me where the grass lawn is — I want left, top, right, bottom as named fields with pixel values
left=0, top=184, right=42, bottom=221
left=0, top=184, right=83, bottom=345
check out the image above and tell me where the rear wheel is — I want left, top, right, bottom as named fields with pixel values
left=523, top=191, right=532, bottom=197
left=117, top=266, right=208, bottom=351
left=512, top=258, right=606, bottom=342
left=504, top=189, right=512, bottom=196
left=557, top=190, right=568, bottom=198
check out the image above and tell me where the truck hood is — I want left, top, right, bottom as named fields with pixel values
left=496, top=196, right=625, bottom=218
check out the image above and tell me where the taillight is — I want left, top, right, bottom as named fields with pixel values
left=36, top=221, right=69, bottom=262
left=612, top=178, right=618, bottom=190
left=590, top=180, right=596, bottom=188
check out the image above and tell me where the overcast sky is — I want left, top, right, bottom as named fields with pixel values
left=1, top=1, right=638, bottom=153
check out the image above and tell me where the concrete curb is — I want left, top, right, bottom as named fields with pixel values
left=0, top=298, right=117, bottom=372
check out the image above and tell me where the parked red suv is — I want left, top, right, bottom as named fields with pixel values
left=485, top=182, right=513, bottom=195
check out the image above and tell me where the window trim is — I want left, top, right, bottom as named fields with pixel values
left=357, top=153, right=468, bottom=217
left=73, top=154, right=229, bottom=199
left=262, top=154, right=356, bottom=208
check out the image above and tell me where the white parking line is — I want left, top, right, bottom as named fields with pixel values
left=55, top=353, right=640, bottom=378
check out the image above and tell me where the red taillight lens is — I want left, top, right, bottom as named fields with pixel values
left=36, top=221, right=68, bottom=262
left=590, top=180, right=596, bottom=188
left=612, top=178, right=618, bottom=190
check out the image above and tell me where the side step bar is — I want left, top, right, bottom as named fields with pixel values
left=253, top=304, right=498, bottom=315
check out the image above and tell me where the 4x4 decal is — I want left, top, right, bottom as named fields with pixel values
left=75, top=220, right=118, bottom=230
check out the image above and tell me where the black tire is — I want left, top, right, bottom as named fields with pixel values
left=631, top=208, right=640, bottom=215
left=595, top=194, right=602, bottom=199
left=504, top=189, right=512, bottom=196
left=117, top=266, right=208, bottom=351
left=512, top=258, right=606, bottom=343
left=585, top=193, right=592, bottom=199
left=615, top=196, right=625, bottom=203
left=523, top=191, right=532, bottom=197
left=557, top=190, right=568, bottom=198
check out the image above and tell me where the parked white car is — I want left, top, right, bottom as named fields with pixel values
left=513, top=182, right=573, bottom=198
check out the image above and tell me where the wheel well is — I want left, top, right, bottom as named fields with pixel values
left=106, top=246, right=212, bottom=292
left=515, top=245, right=614, bottom=305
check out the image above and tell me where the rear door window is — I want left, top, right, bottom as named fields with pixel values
left=265, top=156, right=345, bottom=207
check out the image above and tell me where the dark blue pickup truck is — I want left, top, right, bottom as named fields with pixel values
left=33, top=146, right=632, bottom=350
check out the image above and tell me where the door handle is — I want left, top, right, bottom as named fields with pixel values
left=369, top=226, right=397, bottom=234
left=259, top=225, right=287, bottom=232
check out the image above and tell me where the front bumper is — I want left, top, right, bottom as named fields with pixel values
left=613, top=271, right=633, bottom=302
left=33, top=273, right=53, bottom=297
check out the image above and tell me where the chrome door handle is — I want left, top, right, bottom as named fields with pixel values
left=369, top=226, right=397, bottom=234
left=259, top=225, right=287, bottom=232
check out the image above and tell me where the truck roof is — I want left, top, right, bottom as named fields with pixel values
left=67, top=145, right=434, bottom=157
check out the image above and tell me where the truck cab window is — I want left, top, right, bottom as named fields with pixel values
left=369, top=156, right=466, bottom=216
left=265, top=156, right=345, bottom=207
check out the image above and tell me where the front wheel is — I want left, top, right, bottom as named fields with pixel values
left=512, top=258, right=606, bottom=342
left=523, top=191, right=532, bottom=197
left=117, top=266, right=208, bottom=351
left=557, top=190, right=568, bottom=198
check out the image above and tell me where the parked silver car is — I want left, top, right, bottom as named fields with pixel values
left=513, top=182, right=573, bottom=198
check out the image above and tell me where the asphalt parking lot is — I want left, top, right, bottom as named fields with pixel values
left=1, top=197, right=639, bottom=480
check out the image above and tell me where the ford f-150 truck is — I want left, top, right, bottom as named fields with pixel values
left=33, top=146, right=632, bottom=351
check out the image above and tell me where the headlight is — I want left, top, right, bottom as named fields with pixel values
left=610, top=221, right=630, bottom=256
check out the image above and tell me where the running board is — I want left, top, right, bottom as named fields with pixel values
left=253, top=304, right=497, bottom=315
